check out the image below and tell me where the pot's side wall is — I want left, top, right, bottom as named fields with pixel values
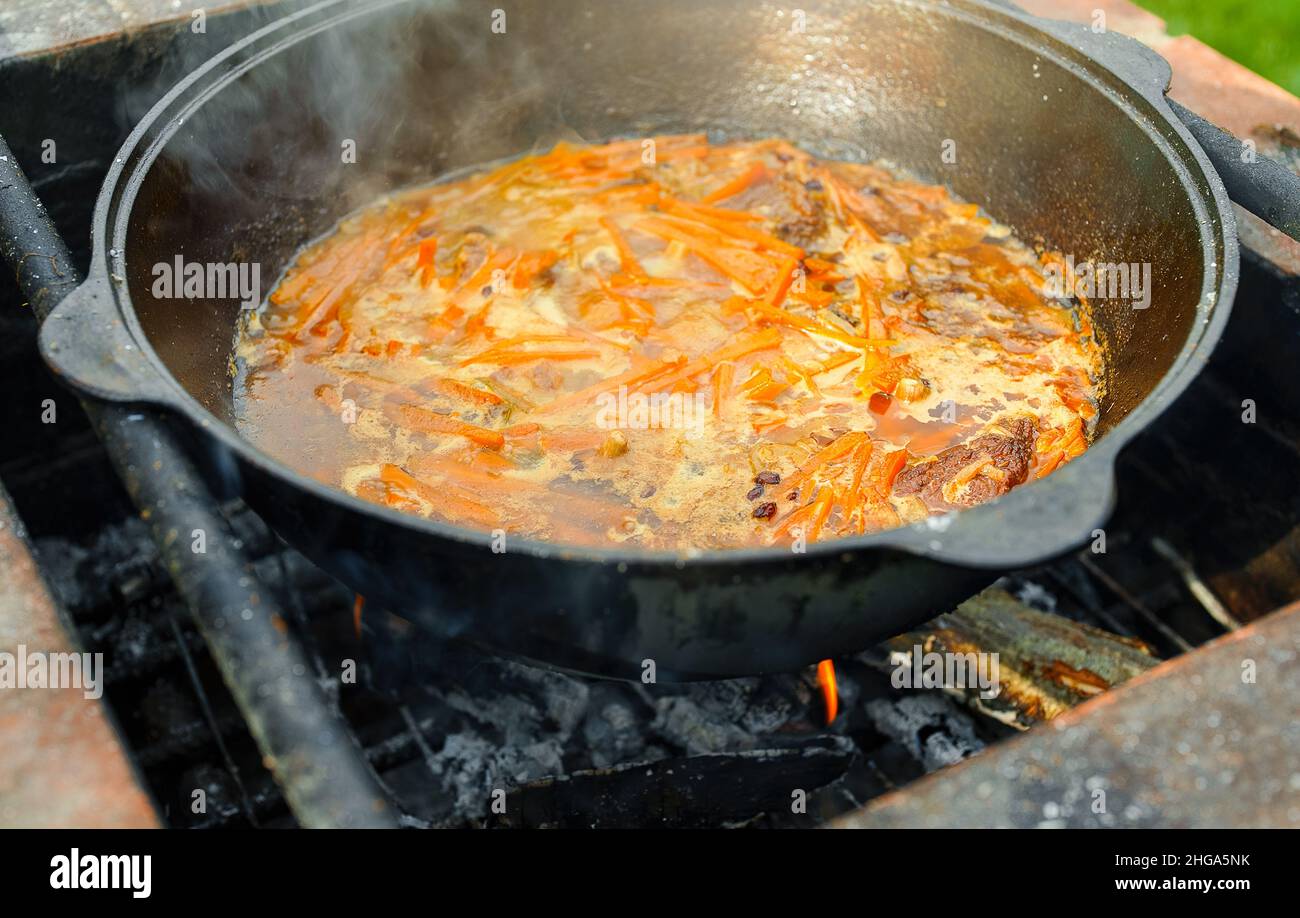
left=237, top=453, right=994, bottom=677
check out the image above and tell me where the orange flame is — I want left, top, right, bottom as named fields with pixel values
left=817, top=659, right=838, bottom=724
left=353, top=594, right=365, bottom=638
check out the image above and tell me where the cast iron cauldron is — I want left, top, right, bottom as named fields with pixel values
left=40, top=0, right=1244, bottom=677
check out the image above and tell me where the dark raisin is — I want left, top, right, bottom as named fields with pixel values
left=890, top=288, right=910, bottom=302
left=804, top=178, right=823, bottom=192
left=746, top=485, right=765, bottom=501
left=755, top=470, right=781, bottom=485
left=788, top=490, right=799, bottom=501
left=640, top=484, right=656, bottom=499
left=481, top=285, right=494, bottom=297
left=753, top=501, right=778, bottom=520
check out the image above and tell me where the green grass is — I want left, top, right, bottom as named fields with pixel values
left=1137, top=0, right=1300, bottom=96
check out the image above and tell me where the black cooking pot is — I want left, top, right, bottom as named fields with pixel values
left=39, top=0, right=1246, bottom=678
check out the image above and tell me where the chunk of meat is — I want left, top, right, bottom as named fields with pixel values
left=893, top=417, right=1035, bottom=510
left=731, top=170, right=827, bottom=248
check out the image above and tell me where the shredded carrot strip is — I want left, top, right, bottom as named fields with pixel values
left=815, top=351, right=863, bottom=375
left=447, top=246, right=518, bottom=310
left=741, top=366, right=788, bottom=402
left=378, top=464, right=499, bottom=527
left=659, top=201, right=805, bottom=259
left=660, top=196, right=764, bottom=223
left=386, top=404, right=505, bottom=449
left=599, top=216, right=646, bottom=277
left=701, top=162, right=767, bottom=204
left=765, top=256, right=800, bottom=307
left=844, top=440, right=876, bottom=512
left=535, top=358, right=683, bottom=416
left=774, top=486, right=835, bottom=540
left=427, top=377, right=503, bottom=407
left=512, top=249, right=560, bottom=288
left=875, top=449, right=908, bottom=495
left=746, top=299, right=893, bottom=349
left=1036, top=449, right=1066, bottom=479
left=777, top=431, right=870, bottom=501
left=540, top=428, right=608, bottom=453
left=464, top=349, right=599, bottom=366
left=502, top=422, right=541, bottom=438
left=459, top=334, right=597, bottom=366
left=713, top=362, right=734, bottom=418
left=473, top=450, right=516, bottom=471
left=636, top=216, right=781, bottom=294
left=639, top=328, right=784, bottom=395
left=416, top=238, right=438, bottom=288
left=782, top=357, right=822, bottom=398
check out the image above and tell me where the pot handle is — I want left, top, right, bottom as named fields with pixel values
left=38, top=268, right=182, bottom=407
left=1165, top=100, right=1300, bottom=241
left=1012, top=3, right=1300, bottom=241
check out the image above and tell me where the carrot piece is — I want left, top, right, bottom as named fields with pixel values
left=874, top=449, right=908, bottom=495
left=387, top=404, right=505, bottom=450
left=818, top=169, right=883, bottom=242
left=660, top=196, right=764, bottom=223
left=636, top=216, right=781, bottom=294
left=776, top=431, right=870, bottom=501
left=765, top=256, right=800, bottom=307
left=473, top=450, right=517, bottom=471
left=459, top=334, right=598, bottom=367
left=597, top=275, right=655, bottom=319
left=379, top=464, right=499, bottom=527
left=773, top=486, right=835, bottom=540
left=426, top=377, right=503, bottom=407
left=747, top=299, right=893, bottom=349
left=611, top=275, right=729, bottom=293
left=639, top=328, right=784, bottom=395
left=701, top=162, right=767, bottom=204
left=416, top=238, right=438, bottom=288
left=844, top=440, right=876, bottom=507
left=464, top=348, right=599, bottom=366
left=741, top=366, right=788, bottom=402
left=448, top=246, right=517, bottom=310
left=1036, top=449, right=1066, bottom=479
left=381, top=207, right=437, bottom=269
left=599, top=217, right=646, bottom=278
left=540, top=428, right=608, bottom=453
left=791, top=286, right=836, bottom=309
left=502, top=422, right=541, bottom=438
left=659, top=201, right=805, bottom=258
left=712, top=362, right=734, bottom=418
left=804, top=256, right=840, bottom=275
left=857, top=275, right=886, bottom=340
left=512, top=249, right=560, bottom=289
left=782, top=357, right=822, bottom=398
left=815, top=350, right=864, bottom=375
left=535, top=358, right=683, bottom=416
left=752, top=414, right=789, bottom=434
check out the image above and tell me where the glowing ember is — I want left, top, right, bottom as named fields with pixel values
left=817, top=659, right=838, bottom=724
left=353, top=594, right=365, bottom=638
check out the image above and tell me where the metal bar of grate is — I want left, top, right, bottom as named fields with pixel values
left=166, top=613, right=261, bottom=827
left=1075, top=552, right=1195, bottom=653
left=1150, top=537, right=1244, bottom=631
